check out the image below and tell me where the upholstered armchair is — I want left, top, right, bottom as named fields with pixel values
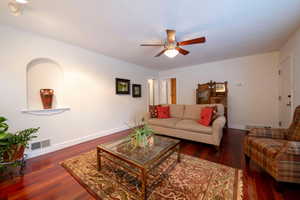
left=244, top=106, right=300, bottom=184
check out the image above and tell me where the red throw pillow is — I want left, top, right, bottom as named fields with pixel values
left=199, top=107, right=214, bottom=126
left=157, top=106, right=170, bottom=119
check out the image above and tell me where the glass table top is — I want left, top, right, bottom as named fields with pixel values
left=99, top=135, right=180, bottom=167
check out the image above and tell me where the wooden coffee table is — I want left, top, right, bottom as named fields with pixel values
left=97, top=135, right=181, bottom=199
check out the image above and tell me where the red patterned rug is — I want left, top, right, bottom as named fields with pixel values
left=61, top=150, right=247, bottom=200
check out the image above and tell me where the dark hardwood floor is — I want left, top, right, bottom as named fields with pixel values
left=0, top=128, right=299, bottom=200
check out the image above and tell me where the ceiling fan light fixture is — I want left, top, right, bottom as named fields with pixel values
left=164, top=49, right=179, bottom=58
left=16, top=0, right=29, bottom=4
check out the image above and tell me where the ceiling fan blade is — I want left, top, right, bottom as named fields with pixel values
left=166, top=29, right=176, bottom=43
left=155, top=49, right=167, bottom=57
left=176, top=47, right=190, bottom=55
left=178, top=37, right=206, bottom=46
left=140, top=44, right=164, bottom=46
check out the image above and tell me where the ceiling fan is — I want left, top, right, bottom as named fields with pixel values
left=140, top=29, right=206, bottom=58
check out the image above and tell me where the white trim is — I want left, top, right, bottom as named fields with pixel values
left=25, top=125, right=129, bottom=158
left=229, top=124, right=246, bottom=130
left=229, top=124, right=276, bottom=131
left=290, top=53, right=295, bottom=117
left=279, top=55, right=294, bottom=122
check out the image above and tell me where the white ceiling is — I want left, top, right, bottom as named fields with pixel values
left=1, top=0, right=300, bottom=71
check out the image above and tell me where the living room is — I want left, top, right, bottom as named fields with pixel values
left=0, top=1, right=300, bottom=200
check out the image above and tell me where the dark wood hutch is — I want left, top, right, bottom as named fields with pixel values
left=196, top=81, right=228, bottom=127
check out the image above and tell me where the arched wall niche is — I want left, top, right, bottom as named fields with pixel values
left=26, top=58, right=64, bottom=110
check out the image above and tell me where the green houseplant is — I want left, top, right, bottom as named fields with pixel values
left=0, top=116, right=39, bottom=169
left=127, top=119, right=154, bottom=149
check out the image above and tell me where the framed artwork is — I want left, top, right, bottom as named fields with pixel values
left=116, top=78, right=130, bottom=95
left=132, top=84, right=142, bottom=97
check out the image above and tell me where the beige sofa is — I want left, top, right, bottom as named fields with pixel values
left=145, top=104, right=226, bottom=147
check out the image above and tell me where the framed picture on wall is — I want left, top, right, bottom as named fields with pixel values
left=132, top=84, right=142, bottom=97
left=116, top=78, right=130, bottom=94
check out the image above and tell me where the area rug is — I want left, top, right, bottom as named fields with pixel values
left=61, top=150, right=246, bottom=200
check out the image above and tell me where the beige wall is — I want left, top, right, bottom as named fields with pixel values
left=159, top=52, right=279, bottom=130
left=0, top=25, right=156, bottom=158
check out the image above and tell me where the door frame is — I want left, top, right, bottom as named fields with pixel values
left=278, top=54, right=295, bottom=124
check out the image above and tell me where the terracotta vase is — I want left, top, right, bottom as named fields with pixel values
left=40, top=89, right=54, bottom=109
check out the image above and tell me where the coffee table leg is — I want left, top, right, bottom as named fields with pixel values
left=141, top=168, right=147, bottom=200
left=97, top=148, right=102, bottom=171
left=177, top=144, right=181, bottom=163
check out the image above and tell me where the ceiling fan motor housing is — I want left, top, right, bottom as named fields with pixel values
left=165, top=41, right=177, bottom=50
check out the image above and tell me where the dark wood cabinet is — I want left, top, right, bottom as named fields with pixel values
left=196, top=81, right=228, bottom=127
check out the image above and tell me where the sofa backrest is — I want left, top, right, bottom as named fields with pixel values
left=160, top=104, right=224, bottom=120
left=169, top=104, right=185, bottom=118
left=183, top=104, right=224, bottom=120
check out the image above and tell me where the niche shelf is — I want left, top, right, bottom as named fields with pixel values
left=21, top=107, right=70, bottom=115
left=23, top=58, right=69, bottom=115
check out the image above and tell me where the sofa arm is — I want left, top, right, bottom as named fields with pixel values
left=282, top=141, right=300, bottom=156
left=143, top=112, right=151, bottom=122
left=248, top=128, right=287, bottom=139
left=212, top=116, right=226, bottom=145
left=213, top=116, right=226, bottom=129
left=275, top=141, right=300, bottom=163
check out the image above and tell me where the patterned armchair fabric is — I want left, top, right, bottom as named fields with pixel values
left=244, top=106, right=300, bottom=183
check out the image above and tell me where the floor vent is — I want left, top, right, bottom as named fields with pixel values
left=245, top=125, right=272, bottom=130
left=31, top=139, right=51, bottom=150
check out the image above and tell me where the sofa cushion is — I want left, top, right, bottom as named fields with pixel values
left=175, top=120, right=212, bottom=134
left=148, top=118, right=180, bottom=128
left=169, top=104, right=185, bottom=119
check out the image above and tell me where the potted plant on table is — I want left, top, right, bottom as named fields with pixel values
left=127, top=119, right=154, bottom=149
left=0, top=116, right=39, bottom=172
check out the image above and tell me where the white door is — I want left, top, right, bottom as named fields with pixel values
left=278, top=57, right=293, bottom=128
left=159, top=79, right=168, bottom=104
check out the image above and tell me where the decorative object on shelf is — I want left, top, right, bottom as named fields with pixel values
left=127, top=120, right=154, bottom=149
left=40, top=89, right=54, bottom=109
left=116, top=78, right=130, bottom=95
left=196, top=81, right=228, bottom=127
left=132, top=84, right=142, bottom=98
left=0, top=116, right=39, bottom=175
